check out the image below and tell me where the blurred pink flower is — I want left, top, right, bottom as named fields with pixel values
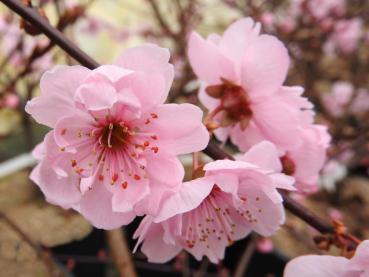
left=260, top=12, right=275, bottom=27
left=328, top=18, right=363, bottom=55
left=284, top=240, right=369, bottom=277
left=282, top=125, right=330, bottom=194
left=322, top=81, right=354, bottom=117
left=133, top=141, right=295, bottom=263
left=288, top=0, right=304, bottom=18
left=230, top=85, right=328, bottom=193
left=0, top=16, right=52, bottom=70
left=328, top=208, right=343, bottom=221
left=256, top=237, right=274, bottom=253
left=350, top=88, right=369, bottom=114
left=322, top=82, right=369, bottom=117
left=26, top=44, right=209, bottom=229
left=188, top=18, right=303, bottom=151
left=307, top=0, right=345, bottom=20
left=279, top=18, right=297, bottom=34
left=3, top=94, right=19, bottom=108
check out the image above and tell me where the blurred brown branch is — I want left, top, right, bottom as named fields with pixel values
left=0, top=211, right=64, bottom=277
left=105, top=229, right=137, bottom=277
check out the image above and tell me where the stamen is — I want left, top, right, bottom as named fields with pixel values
left=107, top=123, right=114, bottom=148
left=121, top=181, right=128, bottom=189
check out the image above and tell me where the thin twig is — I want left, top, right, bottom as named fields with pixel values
left=147, top=0, right=177, bottom=38
left=0, top=0, right=98, bottom=69
left=234, top=235, right=256, bottom=277
left=193, top=257, right=210, bottom=277
left=105, top=229, right=137, bottom=277
left=0, top=211, right=63, bottom=277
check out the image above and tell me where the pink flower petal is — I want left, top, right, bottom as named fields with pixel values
left=154, top=176, right=215, bottom=222
left=75, top=77, right=118, bottom=111
left=79, top=180, right=135, bottom=229
left=204, top=160, right=257, bottom=174
left=91, top=65, right=133, bottom=83
left=116, top=71, right=166, bottom=112
left=241, top=34, right=289, bottom=96
left=252, top=99, right=301, bottom=149
left=218, top=18, right=261, bottom=63
left=284, top=255, right=349, bottom=277
left=40, top=65, right=90, bottom=98
left=30, top=161, right=81, bottom=208
left=111, top=178, right=151, bottom=213
left=134, top=181, right=178, bottom=216
left=198, top=84, right=220, bottom=111
left=25, top=65, right=90, bottom=128
left=143, top=103, right=209, bottom=155
left=53, top=114, right=95, bottom=151
left=188, top=31, right=237, bottom=85
left=230, top=122, right=266, bottom=152
left=238, top=176, right=285, bottom=236
left=348, top=240, right=369, bottom=271
left=134, top=217, right=181, bottom=263
left=115, top=43, right=174, bottom=97
left=239, top=141, right=282, bottom=172
left=145, top=154, right=184, bottom=186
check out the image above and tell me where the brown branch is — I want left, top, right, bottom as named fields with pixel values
left=234, top=235, right=256, bottom=277
left=0, top=0, right=355, bottom=242
left=105, top=229, right=137, bottom=277
left=0, top=211, right=63, bottom=277
left=147, top=0, right=177, bottom=38
left=0, top=0, right=98, bottom=69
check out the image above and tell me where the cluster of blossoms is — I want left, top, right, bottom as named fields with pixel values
left=27, top=17, right=330, bottom=264
left=188, top=18, right=330, bottom=194
left=260, top=0, right=367, bottom=56
left=322, top=82, right=369, bottom=118
left=261, top=0, right=345, bottom=34
left=0, top=15, right=52, bottom=71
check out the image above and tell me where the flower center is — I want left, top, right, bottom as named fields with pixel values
left=99, top=122, right=130, bottom=149
left=206, top=78, right=253, bottom=130
left=281, top=155, right=296, bottom=175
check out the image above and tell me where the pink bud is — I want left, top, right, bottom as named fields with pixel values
left=261, top=12, right=274, bottom=26
left=4, top=94, right=19, bottom=108
left=256, top=237, right=273, bottom=253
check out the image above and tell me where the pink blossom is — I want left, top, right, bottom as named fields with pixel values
left=230, top=85, right=328, bottom=193
left=281, top=125, right=330, bottom=194
left=0, top=17, right=21, bottom=57
left=322, top=82, right=369, bottom=117
left=328, top=208, right=343, bottom=221
left=26, top=44, right=209, bottom=229
left=0, top=16, right=52, bottom=70
left=322, top=81, right=353, bottom=117
left=260, top=12, right=275, bottom=27
left=328, top=18, right=363, bottom=55
left=279, top=18, right=297, bottom=34
left=284, top=240, right=369, bottom=276
left=307, top=0, right=345, bottom=20
left=188, top=18, right=304, bottom=151
left=320, top=18, right=334, bottom=32
left=3, top=94, right=19, bottom=108
left=133, top=141, right=295, bottom=263
left=350, top=88, right=369, bottom=114
left=288, top=0, right=304, bottom=18
left=256, top=237, right=274, bottom=253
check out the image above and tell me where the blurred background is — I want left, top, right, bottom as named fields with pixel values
left=0, top=0, right=369, bottom=276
